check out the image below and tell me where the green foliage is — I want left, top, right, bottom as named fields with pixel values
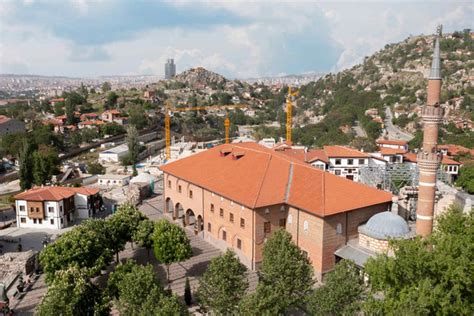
left=107, top=259, right=137, bottom=299
left=456, top=164, right=474, bottom=194
left=101, top=122, right=125, bottom=136
left=307, top=260, right=364, bottom=315
left=196, top=250, right=248, bottom=314
left=18, top=140, right=34, bottom=190
left=126, top=125, right=140, bottom=166
left=132, top=218, right=155, bottom=258
left=105, top=91, right=118, bottom=109
left=152, top=219, right=192, bottom=285
left=127, top=105, right=148, bottom=129
left=65, top=98, right=76, bottom=125
left=40, top=219, right=113, bottom=283
left=101, top=82, right=111, bottom=93
left=350, top=137, right=378, bottom=152
left=37, top=266, right=110, bottom=316
left=364, top=206, right=474, bottom=315
left=32, top=147, right=60, bottom=185
left=240, top=229, right=314, bottom=314
left=140, top=289, right=188, bottom=316
left=87, top=161, right=105, bottom=175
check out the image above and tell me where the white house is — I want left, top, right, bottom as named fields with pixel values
left=376, top=139, right=408, bottom=151
left=98, top=174, right=131, bottom=188
left=14, top=186, right=101, bottom=229
left=99, top=144, right=129, bottom=163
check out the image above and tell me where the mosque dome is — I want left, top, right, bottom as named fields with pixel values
left=359, top=211, right=410, bottom=239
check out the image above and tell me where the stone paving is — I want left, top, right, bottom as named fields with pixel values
left=9, top=193, right=258, bottom=315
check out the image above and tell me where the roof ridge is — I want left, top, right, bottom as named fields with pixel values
left=252, top=151, right=274, bottom=209
left=284, top=163, right=294, bottom=203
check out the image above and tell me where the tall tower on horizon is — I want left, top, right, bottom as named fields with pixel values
left=165, top=58, right=176, bottom=79
left=416, top=25, right=444, bottom=237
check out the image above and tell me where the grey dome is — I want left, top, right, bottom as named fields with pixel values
left=359, top=212, right=410, bottom=239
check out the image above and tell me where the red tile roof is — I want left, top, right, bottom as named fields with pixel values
left=14, top=186, right=100, bottom=201
left=380, top=148, right=407, bottom=155
left=376, top=139, right=408, bottom=146
left=323, top=145, right=370, bottom=158
left=438, top=144, right=474, bottom=156
left=161, top=143, right=392, bottom=217
left=403, top=153, right=461, bottom=165
left=275, top=148, right=329, bottom=164
left=0, top=115, right=12, bottom=124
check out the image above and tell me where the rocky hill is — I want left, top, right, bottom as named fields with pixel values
left=289, top=29, right=474, bottom=149
left=173, top=67, right=227, bottom=89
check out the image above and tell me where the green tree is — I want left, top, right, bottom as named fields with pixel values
left=364, top=205, right=474, bottom=315
left=32, top=147, right=60, bottom=185
left=350, top=137, right=378, bottom=152
left=37, top=267, right=110, bottom=316
left=107, top=259, right=137, bottom=299
left=132, top=218, right=155, bottom=259
left=141, top=288, right=188, bottom=316
left=105, top=91, right=119, bottom=109
left=455, top=164, right=474, bottom=194
left=152, top=219, right=192, bottom=288
left=106, top=203, right=145, bottom=262
left=240, top=229, right=314, bottom=314
left=101, top=81, right=111, bottom=93
left=65, top=97, right=76, bottom=125
left=307, top=260, right=364, bottom=315
left=196, top=250, right=248, bottom=314
left=126, top=125, right=140, bottom=176
left=40, top=219, right=113, bottom=283
left=18, top=140, right=34, bottom=190
left=87, top=161, right=106, bottom=175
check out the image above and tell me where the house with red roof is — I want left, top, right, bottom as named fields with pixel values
left=101, top=109, right=128, bottom=125
left=403, top=152, right=462, bottom=179
left=14, top=186, right=101, bottom=229
left=160, top=142, right=393, bottom=279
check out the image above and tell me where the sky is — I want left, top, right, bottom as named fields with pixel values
left=0, top=0, right=472, bottom=78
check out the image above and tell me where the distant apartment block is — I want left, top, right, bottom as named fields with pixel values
left=0, top=115, right=25, bottom=136
left=14, top=186, right=102, bottom=229
left=165, top=58, right=176, bottom=79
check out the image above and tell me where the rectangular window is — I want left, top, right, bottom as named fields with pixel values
left=208, top=222, right=211, bottom=232
left=230, top=213, right=234, bottom=223
left=33, top=219, right=37, bottom=224
left=36, top=207, right=40, bottom=213
left=38, top=219, right=42, bottom=224
left=279, top=218, right=286, bottom=228
left=210, top=204, right=214, bottom=212
left=240, top=218, right=245, bottom=228
left=302, top=250, right=309, bottom=259
left=335, top=170, right=341, bottom=175
left=189, top=190, right=193, bottom=198
left=48, top=206, right=54, bottom=213
left=50, top=219, right=54, bottom=225
left=347, top=159, right=353, bottom=165
left=237, top=238, right=242, bottom=250
left=359, top=159, right=365, bottom=165
left=178, top=185, right=182, bottom=193
left=30, top=207, right=34, bottom=213
left=222, top=230, right=227, bottom=241
left=60, top=218, right=64, bottom=224
left=335, top=158, right=341, bottom=165
left=20, top=205, right=25, bottom=212
left=168, top=180, right=171, bottom=188
left=220, top=208, right=224, bottom=217
left=60, top=206, right=63, bottom=213
left=20, top=217, right=26, bottom=223
left=264, top=222, right=271, bottom=234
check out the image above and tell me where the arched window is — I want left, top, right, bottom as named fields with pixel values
left=303, top=220, right=309, bottom=232
left=336, top=223, right=342, bottom=235
left=287, top=214, right=293, bottom=224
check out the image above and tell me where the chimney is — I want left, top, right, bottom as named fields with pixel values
left=416, top=25, right=444, bottom=237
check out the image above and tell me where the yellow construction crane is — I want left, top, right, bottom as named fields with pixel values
left=286, top=86, right=299, bottom=144
left=164, top=101, right=246, bottom=160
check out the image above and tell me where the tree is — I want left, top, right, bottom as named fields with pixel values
left=455, top=164, right=474, bottom=194
left=307, top=260, right=364, bottom=315
left=350, top=137, right=378, bottom=152
left=101, top=81, right=111, bottom=93
left=364, top=206, right=474, bottom=315
left=196, top=249, right=248, bottom=314
left=40, top=219, right=113, bottom=283
left=65, top=97, right=75, bottom=125
left=107, top=259, right=137, bottom=299
left=32, top=147, right=60, bottom=185
left=141, top=288, right=188, bottom=316
left=105, top=91, right=119, bottom=109
left=152, top=219, right=192, bottom=288
left=18, top=140, right=34, bottom=190
left=132, top=218, right=155, bottom=259
left=87, top=162, right=106, bottom=175
left=184, top=277, right=192, bottom=306
left=106, top=203, right=145, bottom=262
left=37, top=267, right=110, bottom=316
left=126, top=125, right=140, bottom=176
left=240, top=229, right=314, bottom=314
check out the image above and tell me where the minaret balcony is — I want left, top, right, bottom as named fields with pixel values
left=417, top=152, right=441, bottom=172
left=421, top=105, right=444, bottom=123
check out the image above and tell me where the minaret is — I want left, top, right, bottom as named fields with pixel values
left=416, top=25, right=444, bottom=237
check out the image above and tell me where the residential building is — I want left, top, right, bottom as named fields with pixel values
left=403, top=153, right=461, bottom=178
left=14, top=186, right=101, bottom=229
left=98, top=174, right=131, bottom=188
left=98, top=143, right=129, bottom=163
left=376, top=139, right=408, bottom=151
left=0, top=115, right=25, bottom=136
left=165, top=59, right=176, bottom=79
left=160, top=142, right=392, bottom=280
left=101, top=110, right=127, bottom=125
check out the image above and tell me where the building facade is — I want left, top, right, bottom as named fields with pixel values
left=14, top=187, right=101, bottom=229
left=161, top=143, right=392, bottom=279
left=0, top=115, right=26, bottom=136
left=165, top=59, right=176, bottom=79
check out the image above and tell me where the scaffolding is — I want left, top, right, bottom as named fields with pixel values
left=359, top=164, right=449, bottom=194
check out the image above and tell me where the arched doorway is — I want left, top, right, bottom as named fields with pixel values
left=185, top=209, right=196, bottom=226
left=174, top=203, right=184, bottom=220
left=196, top=215, right=204, bottom=234
left=165, top=197, right=173, bottom=214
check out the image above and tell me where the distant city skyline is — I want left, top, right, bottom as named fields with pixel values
left=0, top=0, right=472, bottom=78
